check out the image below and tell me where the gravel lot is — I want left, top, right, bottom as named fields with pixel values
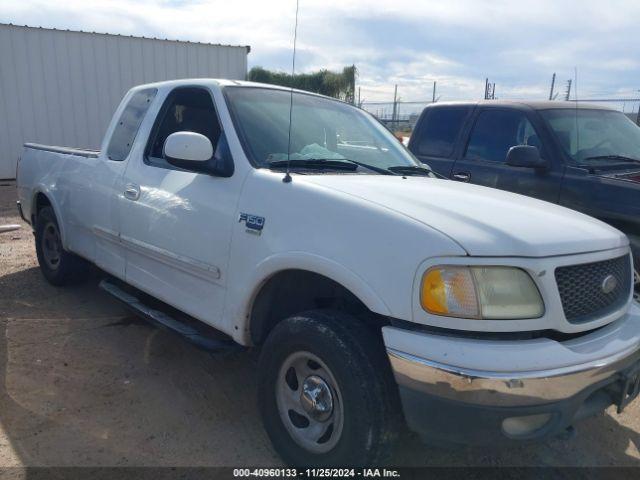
left=0, top=180, right=639, bottom=468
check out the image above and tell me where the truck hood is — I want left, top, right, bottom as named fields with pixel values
left=304, top=175, right=628, bottom=257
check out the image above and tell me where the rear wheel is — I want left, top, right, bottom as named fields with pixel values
left=35, top=206, right=87, bottom=285
left=258, top=310, right=399, bottom=467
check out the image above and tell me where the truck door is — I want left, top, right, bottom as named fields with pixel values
left=91, top=87, right=158, bottom=278
left=451, top=108, right=563, bottom=203
left=409, top=106, right=472, bottom=178
left=118, top=86, right=239, bottom=328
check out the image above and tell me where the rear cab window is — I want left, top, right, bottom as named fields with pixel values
left=413, top=107, right=471, bottom=158
left=106, top=88, right=157, bottom=161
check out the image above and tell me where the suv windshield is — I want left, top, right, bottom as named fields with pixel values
left=224, top=87, right=420, bottom=172
left=540, top=108, right=640, bottom=165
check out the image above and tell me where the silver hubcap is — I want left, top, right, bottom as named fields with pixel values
left=300, top=375, right=334, bottom=422
left=276, top=351, right=344, bottom=453
left=42, top=222, right=62, bottom=270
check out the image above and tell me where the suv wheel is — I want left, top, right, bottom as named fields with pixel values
left=35, top=206, right=87, bottom=285
left=258, top=310, right=399, bottom=467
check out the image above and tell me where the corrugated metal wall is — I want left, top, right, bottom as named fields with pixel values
left=0, top=23, right=249, bottom=178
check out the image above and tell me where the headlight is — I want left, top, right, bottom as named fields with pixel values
left=420, top=266, right=544, bottom=319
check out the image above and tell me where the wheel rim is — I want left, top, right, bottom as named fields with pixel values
left=276, top=351, right=344, bottom=454
left=42, top=222, right=62, bottom=270
left=634, top=268, right=640, bottom=303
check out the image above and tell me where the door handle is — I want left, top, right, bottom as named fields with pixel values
left=453, top=172, right=471, bottom=182
left=124, top=183, right=140, bottom=201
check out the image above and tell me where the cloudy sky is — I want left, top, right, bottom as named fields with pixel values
left=2, top=0, right=640, bottom=112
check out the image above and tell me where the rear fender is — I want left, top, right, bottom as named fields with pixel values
left=31, top=187, right=68, bottom=248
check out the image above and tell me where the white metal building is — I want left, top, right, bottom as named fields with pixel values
left=0, top=23, right=250, bottom=178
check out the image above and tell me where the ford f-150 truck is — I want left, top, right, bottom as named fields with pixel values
left=16, top=80, right=640, bottom=466
left=408, top=101, right=640, bottom=300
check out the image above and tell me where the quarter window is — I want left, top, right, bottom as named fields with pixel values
left=106, top=88, right=157, bottom=161
left=465, top=110, right=541, bottom=163
left=415, top=107, right=470, bottom=158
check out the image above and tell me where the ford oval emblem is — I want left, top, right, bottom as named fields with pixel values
left=601, top=274, right=618, bottom=294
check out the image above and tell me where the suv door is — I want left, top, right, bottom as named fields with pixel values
left=119, top=86, right=239, bottom=329
left=409, top=106, right=472, bottom=178
left=452, top=108, right=563, bottom=203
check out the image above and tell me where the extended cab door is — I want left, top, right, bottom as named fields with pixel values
left=409, top=106, right=472, bottom=178
left=451, top=107, right=563, bottom=203
left=91, top=87, right=158, bottom=278
left=119, top=86, right=239, bottom=328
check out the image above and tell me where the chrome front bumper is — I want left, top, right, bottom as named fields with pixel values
left=383, top=302, right=640, bottom=409
left=388, top=344, right=640, bottom=407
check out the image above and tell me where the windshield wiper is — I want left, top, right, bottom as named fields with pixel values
left=341, top=158, right=396, bottom=175
left=268, top=159, right=358, bottom=172
left=268, top=158, right=395, bottom=175
left=580, top=155, right=640, bottom=165
left=387, top=165, right=442, bottom=178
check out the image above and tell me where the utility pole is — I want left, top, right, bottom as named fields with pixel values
left=432, top=81, right=437, bottom=103
left=549, top=73, right=556, bottom=100
left=484, top=78, right=496, bottom=100
left=564, top=79, right=572, bottom=101
left=392, top=84, right=398, bottom=122
left=351, top=63, right=356, bottom=104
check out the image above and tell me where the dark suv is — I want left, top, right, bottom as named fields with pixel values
left=408, top=101, right=639, bottom=298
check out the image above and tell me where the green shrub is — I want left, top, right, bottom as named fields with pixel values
left=248, top=65, right=356, bottom=103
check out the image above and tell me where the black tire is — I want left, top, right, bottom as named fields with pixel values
left=34, top=206, right=87, bottom=286
left=258, top=310, right=400, bottom=467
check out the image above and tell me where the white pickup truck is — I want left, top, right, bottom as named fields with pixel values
left=16, top=79, right=640, bottom=466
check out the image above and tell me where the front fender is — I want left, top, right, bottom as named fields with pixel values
left=252, top=252, right=392, bottom=315
left=239, top=251, right=393, bottom=331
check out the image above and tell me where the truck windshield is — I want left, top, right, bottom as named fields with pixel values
left=540, top=108, right=640, bottom=165
left=224, top=87, right=420, bottom=172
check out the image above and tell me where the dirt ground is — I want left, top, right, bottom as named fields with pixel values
left=0, top=180, right=639, bottom=469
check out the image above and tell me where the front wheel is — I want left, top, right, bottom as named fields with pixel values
left=258, top=310, right=399, bottom=467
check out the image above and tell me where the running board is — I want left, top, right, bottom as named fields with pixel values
left=99, top=279, right=242, bottom=353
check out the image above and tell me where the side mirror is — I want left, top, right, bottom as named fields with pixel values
left=162, top=131, right=234, bottom=177
left=506, top=145, right=548, bottom=169
left=163, top=131, right=213, bottom=168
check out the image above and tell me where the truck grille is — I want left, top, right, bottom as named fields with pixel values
left=555, top=255, right=631, bottom=323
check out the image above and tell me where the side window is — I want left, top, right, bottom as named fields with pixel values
left=146, top=87, right=222, bottom=168
left=465, top=109, right=541, bottom=163
left=107, top=88, right=157, bottom=161
left=416, top=107, right=470, bottom=158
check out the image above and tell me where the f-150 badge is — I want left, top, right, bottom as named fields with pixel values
left=239, top=213, right=265, bottom=235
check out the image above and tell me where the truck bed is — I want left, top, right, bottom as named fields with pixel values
left=24, top=143, right=100, bottom=158
left=17, top=143, right=102, bottom=227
